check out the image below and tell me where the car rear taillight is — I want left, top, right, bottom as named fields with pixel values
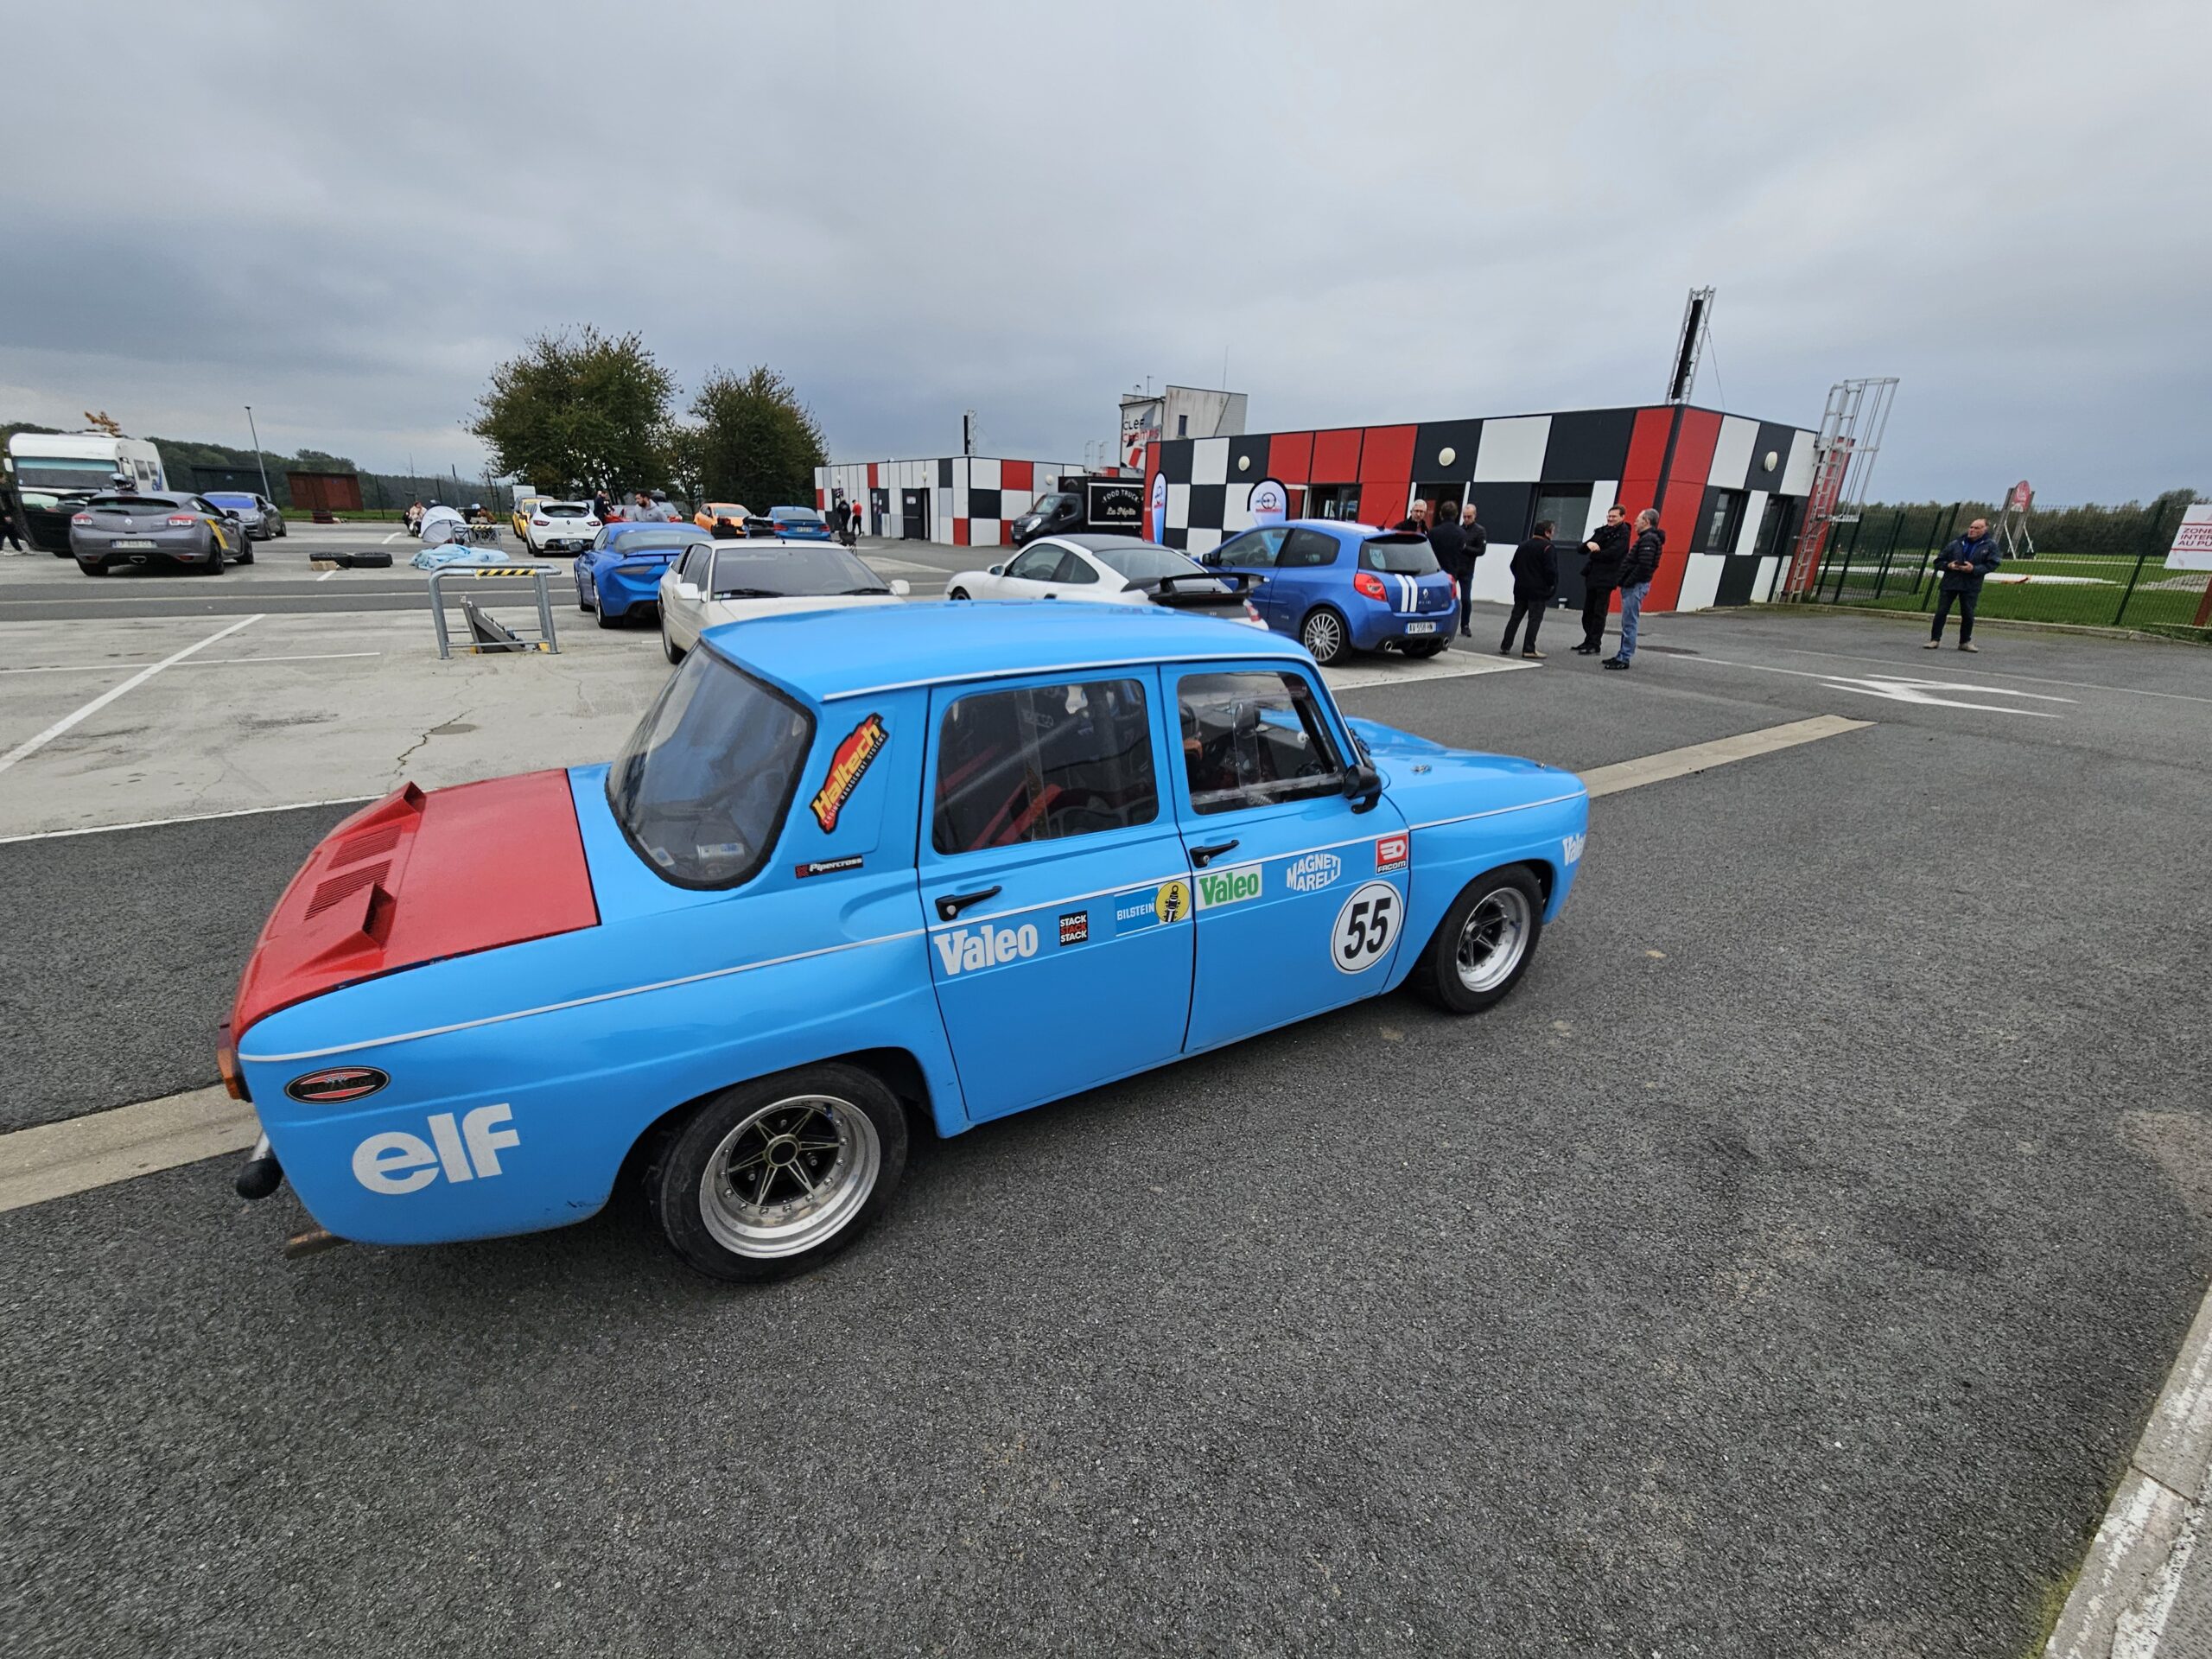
left=533, top=516, right=550, bottom=525
left=215, top=1022, right=250, bottom=1103
left=1353, top=570, right=1389, bottom=601
left=72, top=512, right=93, bottom=524
left=584, top=518, right=600, bottom=528
left=167, top=515, right=199, bottom=526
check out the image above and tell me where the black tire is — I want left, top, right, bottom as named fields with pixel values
left=1409, top=864, right=1545, bottom=1014
left=645, top=1063, right=909, bottom=1282
left=1300, top=605, right=1350, bottom=664
left=77, top=559, right=106, bottom=577
left=661, top=615, right=683, bottom=664
left=235, top=543, right=255, bottom=565
left=276, top=518, right=288, bottom=537
left=202, top=540, right=226, bottom=575
left=948, top=587, right=970, bottom=601
left=596, top=601, right=622, bottom=629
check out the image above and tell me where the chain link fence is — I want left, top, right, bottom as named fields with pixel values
left=1804, top=492, right=2209, bottom=641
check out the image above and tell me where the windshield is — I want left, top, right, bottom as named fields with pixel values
left=1091, top=542, right=1206, bottom=583
left=770, top=507, right=823, bottom=524
left=1360, top=535, right=1440, bottom=575
left=206, top=493, right=256, bottom=509
left=607, top=530, right=704, bottom=556
left=607, top=650, right=816, bottom=887
left=12, top=454, right=123, bottom=490
left=712, top=545, right=887, bottom=598
left=1027, top=493, right=1075, bottom=518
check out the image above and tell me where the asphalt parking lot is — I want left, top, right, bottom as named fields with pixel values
left=2, top=556, right=2209, bottom=1656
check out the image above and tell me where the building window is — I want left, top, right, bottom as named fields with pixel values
left=1177, top=414, right=1189, bottom=437
left=1700, top=489, right=1748, bottom=553
left=1307, top=485, right=1362, bottom=521
left=1533, top=485, right=1594, bottom=543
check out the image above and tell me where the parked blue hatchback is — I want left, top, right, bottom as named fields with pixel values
left=222, top=603, right=1588, bottom=1283
left=575, top=522, right=709, bottom=627
left=1202, top=519, right=1458, bottom=664
left=767, top=505, right=835, bottom=541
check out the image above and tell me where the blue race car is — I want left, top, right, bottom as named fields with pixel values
left=575, top=522, right=709, bottom=627
left=766, top=505, right=834, bottom=541
left=220, top=605, right=1588, bottom=1281
left=1203, top=519, right=1458, bottom=664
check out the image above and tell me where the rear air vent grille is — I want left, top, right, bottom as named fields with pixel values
left=306, top=862, right=391, bottom=918
left=334, top=824, right=403, bottom=861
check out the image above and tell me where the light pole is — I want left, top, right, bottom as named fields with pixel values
left=243, top=405, right=274, bottom=500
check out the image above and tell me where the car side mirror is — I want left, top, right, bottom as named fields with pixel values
left=1342, top=761, right=1382, bottom=812
left=677, top=582, right=701, bottom=601
left=889, top=579, right=911, bottom=596
left=988, top=563, right=1005, bottom=576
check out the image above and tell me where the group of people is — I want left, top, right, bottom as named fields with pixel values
left=1405, top=499, right=1666, bottom=670
left=828, top=495, right=864, bottom=546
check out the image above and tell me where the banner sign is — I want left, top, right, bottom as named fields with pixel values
left=2166, top=502, right=2212, bottom=571
left=1248, top=478, right=1288, bottom=526
left=1087, top=480, right=1143, bottom=530
left=1121, top=399, right=1162, bottom=471
left=1148, top=473, right=1168, bottom=543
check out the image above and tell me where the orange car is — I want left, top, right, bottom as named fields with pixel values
left=692, top=501, right=753, bottom=537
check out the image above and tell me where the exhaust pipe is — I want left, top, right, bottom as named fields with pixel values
left=234, top=1135, right=283, bottom=1201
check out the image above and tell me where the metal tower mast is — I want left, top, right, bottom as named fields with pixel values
left=1666, top=287, right=1715, bottom=404
left=1783, top=376, right=1900, bottom=597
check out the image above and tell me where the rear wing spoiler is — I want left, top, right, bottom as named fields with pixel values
left=1151, top=569, right=1264, bottom=599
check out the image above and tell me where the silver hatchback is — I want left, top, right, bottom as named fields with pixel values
left=70, top=492, right=254, bottom=575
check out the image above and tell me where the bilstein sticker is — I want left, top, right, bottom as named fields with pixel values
left=1154, top=879, right=1192, bottom=925
left=1196, top=863, right=1262, bottom=910
left=810, top=714, right=887, bottom=833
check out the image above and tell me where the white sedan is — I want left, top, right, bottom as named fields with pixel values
left=946, top=534, right=1262, bottom=625
left=658, top=539, right=911, bottom=663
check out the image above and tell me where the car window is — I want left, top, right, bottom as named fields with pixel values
left=1005, top=545, right=1062, bottom=582
left=711, top=545, right=886, bottom=598
left=544, top=502, right=589, bottom=518
left=932, top=678, right=1158, bottom=855
left=1217, top=527, right=1287, bottom=569
left=1177, top=671, right=1346, bottom=817
left=607, top=528, right=700, bottom=555
left=1278, top=528, right=1341, bottom=569
left=1359, top=535, right=1440, bottom=575
left=1090, top=542, right=1202, bottom=582
left=1051, top=550, right=1098, bottom=584
left=88, top=495, right=180, bottom=512
left=606, top=649, right=815, bottom=888
left=677, top=543, right=712, bottom=583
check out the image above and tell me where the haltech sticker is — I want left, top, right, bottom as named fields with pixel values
left=810, top=714, right=887, bottom=833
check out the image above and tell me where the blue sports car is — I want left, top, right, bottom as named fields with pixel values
left=220, top=604, right=1588, bottom=1281
left=1203, top=518, right=1458, bottom=664
left=575, top=522, right=709, bottom=626
left=767, top=505, right=834, bottom=541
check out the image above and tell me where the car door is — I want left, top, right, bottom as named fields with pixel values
left=1169, top=664, right=1414, bottom=1052
left=1268, top=526, right=1347, bottom=632
left=988, top=540, right=1068, bottom=600
left=663, top=542, right=711, bottom=649
left=918, top=670, right=1195, bottom=1122
left=1208, top=527, right=1288, bottom=627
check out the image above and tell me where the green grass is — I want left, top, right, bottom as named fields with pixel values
left=1817, top=547, right=2209, bottom=633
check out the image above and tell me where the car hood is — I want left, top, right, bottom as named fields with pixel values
left=1345, top=716, right=1586, bottom=814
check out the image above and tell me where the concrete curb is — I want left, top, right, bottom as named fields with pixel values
left=2045, top=1281, right=2212, bottom=1656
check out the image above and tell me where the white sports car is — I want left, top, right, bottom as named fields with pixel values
left=658, top=539, right=911, bottom=663
left=946, top=534, right=1263, bottom=626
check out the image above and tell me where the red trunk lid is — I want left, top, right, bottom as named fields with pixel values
left=228, top=771, right=601, bottom=1039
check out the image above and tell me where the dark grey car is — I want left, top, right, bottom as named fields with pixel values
left=69, top=491, right=254, bottom=575
left=206, top=491, right=287, bottom=539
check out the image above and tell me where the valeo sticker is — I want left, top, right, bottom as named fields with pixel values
left=1195, top=863, right=1261, bottom=910
left=1562, top=831, right=1586, bottom=865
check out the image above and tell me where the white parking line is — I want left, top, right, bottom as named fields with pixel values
left=0, top=614, right=261, bottom=778
left=0, top=794, right=380, bottom=845
left=0, top=715, right=1878, bottom=1210
left=1, top=652, right=382, bottom=675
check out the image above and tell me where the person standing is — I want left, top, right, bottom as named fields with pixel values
left=1458, top=502, right=1488, bottom=637
left=1500, top=519, right=1558, bottom=658
left=0, top=479, right=25, bottom=552
left=1396, top=499, right=1430, bottom=535
left=1425, top=499, right=1471, bottom=639
left=1927, top=516, right=1999, bottom=651
left=1577, top=504, right=1630, bottom=654
left=1604, top=508, right=1663, bottom=670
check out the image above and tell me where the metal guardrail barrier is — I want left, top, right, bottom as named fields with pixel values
left=426, top=565, right=561, bottom=659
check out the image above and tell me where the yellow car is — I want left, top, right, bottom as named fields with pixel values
left=693, top=501, right=752, bottom=537
left=512, top=495, right=545, bottom=539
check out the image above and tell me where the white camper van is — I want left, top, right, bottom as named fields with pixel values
left=5, top=430, right=168, bottom=495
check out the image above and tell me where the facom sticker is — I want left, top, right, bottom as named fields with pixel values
left=1058, top=910, right=1090, bottom=946
left=1284, top=852, right=1342, bottom=893
left=1562, top=831, right=1586, bottom=866
left=1375, top=832, right=1409, bottom=872
left=810, top=713, right=887, bottom=833
left=1196, top=863, right=1262, bottom=910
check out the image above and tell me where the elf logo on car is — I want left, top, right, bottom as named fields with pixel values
left=1284, top=852, right=1342, bottom=893
left=1562, top=831, right=1586, bottom=866
left=933, top=923, right=1039, bottom=976
left=285, top=1065, right=389, bottom=1104
left=352, top=1105, right=519, bottom=1196
left=1376, top=833, right=1409, bottom=872
left=1196, top=863, right=1262, bottom=909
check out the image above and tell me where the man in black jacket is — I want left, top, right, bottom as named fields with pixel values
left=1500, top=520, right=1557, bottom=658
left=1426, top=500, right=1473, bottom=638
left=1926, top=517, right=1999, bottom=651
left=1605, top=509, right=1664, bottom=670
left=1577, top=504, right=1630, bottom=653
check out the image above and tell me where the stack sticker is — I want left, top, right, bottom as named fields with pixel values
left=810, top=714, right=887, bottom=832
left=1376, top=832, right=1409, bottom=872
left=1196, top=864, right=1262, bottom=910
left=1058, top=911, right=1090, bottom=946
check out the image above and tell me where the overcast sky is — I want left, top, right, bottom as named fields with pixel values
left=4, top=1, right=2203, bottom=502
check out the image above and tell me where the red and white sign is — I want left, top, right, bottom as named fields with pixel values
left=1375, top=833, right=1408, bottom=872
left=2166, top=502, right=2212, bottom=572
left=2008, top=479, right=2033, bottom=512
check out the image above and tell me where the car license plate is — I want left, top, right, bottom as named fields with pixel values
left=1404, top=620, right=1436, bottom=634
left=112, top=539, right=156, bottom=550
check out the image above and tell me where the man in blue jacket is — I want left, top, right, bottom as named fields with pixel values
left=1927, top=517, right=2000, bottom=651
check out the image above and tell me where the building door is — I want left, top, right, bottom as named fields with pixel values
left=870, top=487, right=891, bottom=537
left=900, top=487, right=927, bottom=540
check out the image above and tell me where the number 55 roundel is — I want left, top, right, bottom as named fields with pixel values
left=1331, top=881, right=1400, bottom=974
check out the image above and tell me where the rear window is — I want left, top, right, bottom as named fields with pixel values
left=711, top=546, right=887, bottom=598
left=87, top=496, right=184, bottom=512
left=543, top=502, right=589, bottom=518
left=1361, top=535, right=1440, bottom=575
left=1090, top=542, right=1205, bottom=582
left=932, top=679, right=1157, bottom=854
left=772, top=508, right=823, bottom=524
left=607, top=530, right=704, bottom=556
left=607, top=651, right=815, bottom=888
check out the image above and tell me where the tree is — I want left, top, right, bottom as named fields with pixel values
left=685, top=366, right=827, bottom=512
left=469, top=327, right=676, bottom=495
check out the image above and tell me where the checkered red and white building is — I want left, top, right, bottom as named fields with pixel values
left=814, top=456, right=1126, bottom=550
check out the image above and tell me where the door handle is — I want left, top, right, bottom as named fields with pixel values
left=934, top=886, right=1001, bottom=922
left=1190, top=840, right=1240, bottom=868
